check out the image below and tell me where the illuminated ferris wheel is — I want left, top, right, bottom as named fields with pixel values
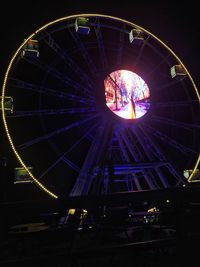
left=1, top=14, right=200, bottom=199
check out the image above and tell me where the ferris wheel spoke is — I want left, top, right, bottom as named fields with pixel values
left=17, top=114, right=98, bottom=150
left=155, top=100, right=198, bottom=108
left=132, top=125, right=173, bottom=187
left=117, top=24, right=126, bottom=66
left=119, top=128, right=160, bottom=190
left=38, top=120, right=99, bottom=179
left=61, top=157, right=80, bottom=172
left=42, top=32, right=94, bottom=88
left=126, top=128, right=160, bottom=190
left=119, top=129, right=139, bottom=162
left=137, top=124, right=174, bottom=187
left=154, top=79, right=181, bottom=91
left=68, top=27, right=98, bottom=75
left=9, top=107, right=96, bottom=118
left=146, top=54, right=171, bottom=78
left=139, top=124, right=187, bottom=184
left=137, top=124, right=167, bottom=161
left=130, top=126, right=156, bottom=160
left=10, top=78, right=94, bottom=104
left=39, top=155, right=80, bottom=180
left=142, top=123, right=196, bottom=155
left=150, top=115, right=200, bottom=130
left=133, top=36, right=150, bottom=68
left=146, top=41, right=170, bottom=66
left=23, top=56, right=94, bottom=98
left=126, top=127, right=159, bottom=190
left=114, top=131, right=130, bottom=162
left=94, top=18, right=108, bottom=70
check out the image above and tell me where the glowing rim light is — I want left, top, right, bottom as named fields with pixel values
left=104, top=69, right=150, bottom=120
left=1, top=14, right=200, bottom=199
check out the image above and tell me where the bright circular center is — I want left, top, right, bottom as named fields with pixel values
left=104, top=70, right=150, bottom=120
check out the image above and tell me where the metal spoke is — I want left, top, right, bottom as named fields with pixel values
left=143, top=123, right=196, bottom=155
left=150, top=115, right=200, bottom=130
left=10, top=78, right=94, bottom=104
left=146, top=41, right=171, bottom=68
left=9, top=107, right=96, bottom=117
left=137, top=124, right=170, bottom=188
left=17, top=114, right=98, bottom=150
left=155, top=100, right=198, bottom=108
left=146, top=54, right=171, bottom=78
left=133, top=36, right=150, bottom=68
left=68, top=26, right=98, bottom=75
left=23, top=56, right=94, bottom=97
left=120, top=128, right=157, bottom=190
left=131, top=127, right=162, bottom=190
left=154, top=79, right=181, bottom=91
left=138, top=124, right=186, bottom=185
left=42, top=31, right=94, bottom=88
left=94, top=18, right=108, bottom=70
left=38, top=122, right=99, bottom=179
left=39, top=156, right=80, bottom=180
left=70, top=123, right=112, bottom=196
left=117, top=24, right=126, bottom=66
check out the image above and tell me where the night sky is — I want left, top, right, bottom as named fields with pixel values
left=1, top=0, right=199, bottom=82
left=1, top=8, right=199, bottom=106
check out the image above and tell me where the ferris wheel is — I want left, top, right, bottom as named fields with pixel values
left=1, top=14, right=200, bottom=199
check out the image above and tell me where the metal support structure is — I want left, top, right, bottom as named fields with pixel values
left=68, top=26, right=98, bottom=76
left=8, top=107, right=96, bottom=117
left=10, top=78, right=94, bottom=104
left=131, top=126, right=164, bottom=190
left=143, top=123, right=196, bottom=155
left=38, top=122, right=99, bottom=179
left=42, top=32, right=94, bottom=88
left=117, top=24, right=126, bottom=66
left=119, top=128, right=156, bottom=190
left=115, top=130, right=144, bottom=191
left=139, top=124, right=186, bottom=186
left=94, top=18, right=108, bottom=70
left=23, top=56, right=93, bottom=97
left=137, top=125, right=171, bottom=188
left=151, top=116, right=200, bottom=131
left=133, top=36, right=149, bottom=68
left=17, top=114, right=98, bottom=150
left=155, top=100, right=198, bottom=108
left=70, top=123, right=112, bottom=196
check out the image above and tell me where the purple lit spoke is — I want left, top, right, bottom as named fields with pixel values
left=39, top=156, right=80, bottom=180
left=94, top=18, right=108, bottom=70
left=9, top=107, right=96, bottom=118
left=68, top=26, right=98, bottom=76
left=23, top=56, right=94, bottom=98
left=38, top=122, right=99, bottom=179
left=17, top=114, right=98, bottom=150
left=146, top=54, right=171, bottom=78
left=150, top=115, right=200, bottom=130
left=154, top=79, right=180, bottom=91
left=10, top=78, right=94, bottom=104
left=117, top=24, right=126, bottom=66
left=133, top=36, right=150, bottom=68
left=137, top=124, right=171, bottom=188
left=42, top=31, right=94, bottom=88
left=155, top=100, right=198, bottom=108
left=142, top=123, right=196, bottom=155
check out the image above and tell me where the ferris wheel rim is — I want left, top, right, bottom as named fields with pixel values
left=2, top=13, right=200, bottom=199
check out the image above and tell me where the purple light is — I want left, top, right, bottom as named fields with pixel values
left=104, top=70, right=150, bottom=120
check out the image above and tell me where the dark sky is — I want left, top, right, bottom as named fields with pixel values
left=1, top=0, right=199, bottom=83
